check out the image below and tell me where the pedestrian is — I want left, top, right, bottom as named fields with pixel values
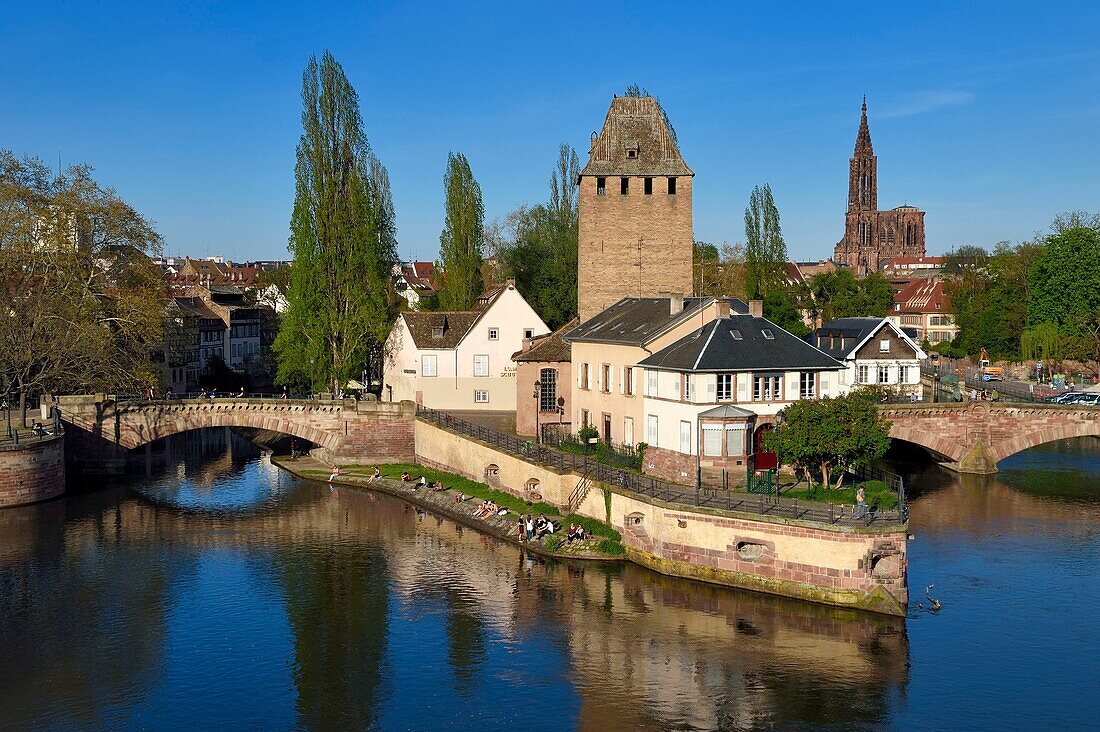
left=329, top=465, right=340, bottom=483
left=165, top=387, right=174, bottom=400
left=367, top=466, right=380, bottom=484
left=281, top=385, right=289, bottom=400
left=237, top=387, right=245, bottom=398
left=517, top=515, right=526, bottom=543
left=854, top=485, right=867, bottom=519
left=525, top=515, right=535, bottom=541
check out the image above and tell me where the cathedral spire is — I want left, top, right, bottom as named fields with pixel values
left=855, top=96, right=873, bottom=155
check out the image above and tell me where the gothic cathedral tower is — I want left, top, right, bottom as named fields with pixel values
left=834, top=98, right=925, bottom=275
left=577, top=96, right=694, bottom=320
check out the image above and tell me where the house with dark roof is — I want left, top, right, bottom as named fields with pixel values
left=563, top=294, right=748, bottom=450
left=636, top=315, right=845, bottom=482
left=392, top=261, right=437, bottom=310
left=809, top=318, right=926, bottom=399
left=512, top=318, right=578, bottom=438
left=382, top=280, right=549, bottom=410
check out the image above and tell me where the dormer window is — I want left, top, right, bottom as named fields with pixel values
left=626, top=147, right=639, bottom=158
left=432, top=326, right=444, bottom=339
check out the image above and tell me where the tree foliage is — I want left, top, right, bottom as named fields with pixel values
left=0, top=150, right=166, bottom=408
left=693, top=240, right=746, bottom=298
left=807, top=269, right=893, bottom=323
left=1028, top=226, right=1100, bottom=333
left=744, top=184, right=788, bottom=298
left=762, top=289, right=809, bottom=336
left=275, top=52, right=397, bottom=393
left=763, top=392, right=891, bottom=490
left=436, top=152, right=484, bottom=311
left=496, top=144, right=579, bottom=329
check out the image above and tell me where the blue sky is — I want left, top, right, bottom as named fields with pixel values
left=4, top=1, right=1099, bottom=262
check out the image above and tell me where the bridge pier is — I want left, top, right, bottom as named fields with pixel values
left=954, top=440, right=998, bottom=474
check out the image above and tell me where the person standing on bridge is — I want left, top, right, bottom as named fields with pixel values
left=854, top=485, right=867, bottom=519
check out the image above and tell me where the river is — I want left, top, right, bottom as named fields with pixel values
left=0, top=430, right=1097, bottom=731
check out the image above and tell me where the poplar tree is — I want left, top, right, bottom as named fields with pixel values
left=744, top=184, right=788, bottom=299
left=275, top=52, right=397, bottom=394
left=436, top=153, right=484, bottom=310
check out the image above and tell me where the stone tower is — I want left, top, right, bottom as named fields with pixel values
left=834, top=99, right=925, bottom=275
left=577, top=95, right=694, bottom=320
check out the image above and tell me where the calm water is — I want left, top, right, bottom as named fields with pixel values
left=1, top=430, right=1098, bottom=731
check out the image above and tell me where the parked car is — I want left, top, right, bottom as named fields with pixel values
left=1047, top=391, right=1081, bottom=404
left=1066, top=392, right=1099, bottom=407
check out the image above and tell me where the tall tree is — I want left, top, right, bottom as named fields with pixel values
left=275, top=52, right=397, bottom=394
left=744, top=184, right=788, bottom=298
left=497, top=144, right=579, bottom=329
left=807, top=269, right=893, bottom=323
left=437, top=152, right=484, bottom=311
left=0, top=151, right=166, bottom=421
left=1028, top=226, right=1100, bottom=333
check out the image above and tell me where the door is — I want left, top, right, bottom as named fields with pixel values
left=602, top=413, right=612, bottom=443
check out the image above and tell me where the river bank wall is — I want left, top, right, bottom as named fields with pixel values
left=413, top=419, right=908, bottom=616
left=0, top=434, right=66, bottom=508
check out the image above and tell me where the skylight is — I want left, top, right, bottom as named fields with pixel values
left=762, top=329, right=774, bottom=339
left=730, top=330, right=742, bottom=340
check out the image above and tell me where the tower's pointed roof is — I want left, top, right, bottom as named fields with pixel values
left=854, top=96, right=874, bottom=155
left=580, top=96, right=693, bottom=177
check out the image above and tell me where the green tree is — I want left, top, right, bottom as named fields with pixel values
left=763, top=393, right=891, bottom=490
left=0, top=151, right=166, bottom=422
left=1028, top=226, right=1100, bottom=335
left=437, top=152, right=484, bottom=310
left=275, top=52, right=397, bottom=394
left=744, top=184, right=787, bottom=298
left=808, top=269, right=892, bottom=322
left=497, top=144, right=579, bottom=329
left=762, top=289, right=809, bottom=336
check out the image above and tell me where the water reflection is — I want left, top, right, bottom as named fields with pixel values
left=0, top=429, right=918, bottom=730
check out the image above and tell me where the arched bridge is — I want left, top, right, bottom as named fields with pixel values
left=52, top=395, right=416, bottom=467
left=880, top=402, right=1099, bottom=473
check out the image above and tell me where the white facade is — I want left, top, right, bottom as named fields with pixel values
left=383, top=284, right=549, bottom=410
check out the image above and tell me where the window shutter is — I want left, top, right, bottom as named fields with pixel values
left=619, top=367, right=625, bottom=394
left=737, top=375, right=749, bottom=401
left=706, top=375, right=716, bottom=401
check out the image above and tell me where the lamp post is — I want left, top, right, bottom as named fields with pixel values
left=533, top=380, right=542, bottom=444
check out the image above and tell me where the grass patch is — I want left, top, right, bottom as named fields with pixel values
left=543, top=534, right=565, bottom=552
left=356, top=463, right=561, bottom=517
left=595, top=539, right=626, bottom=556
left=562, top=514, right=621, bottom=541
left=780, top=480, right=898, bottom=509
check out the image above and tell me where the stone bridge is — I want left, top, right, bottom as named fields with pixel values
left=879, top=402, right=1099, bottom=473
left=52, top=395, right=416, bottom=468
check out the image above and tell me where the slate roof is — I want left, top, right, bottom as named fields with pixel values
left=565, top=297, right=748, bottom=346
left=698, top=404, right=756, bottom=419
left=580, top=96, right=693, bottom=178
left=401, top=311, right=482, bottom=349
left=810, top=317, right=889, bottom=359
left=513, top=319, right=577, bottom=363
left=639, top=316, right=845, bottom=373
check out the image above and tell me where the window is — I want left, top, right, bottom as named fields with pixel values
left=858, top=364, right=870, bottom=384
left=474, top=390, right=489, bottom=403
left=644, top=177, right=653, bottom=195
left=717, top=374, right=733, bottom=401
left=730, top=329, right=742, bottom=340
left=580, top=362, right=590, bottom=390
left=646, top=369, right=658, bottom=397
left=624, top=367, right=634, bottom=396
left=682, top=374, right=695, bottom=401
left=667, top=177, right=677, bottom=194
left=703, top=425, right=722, bottom=456
left=596, top=177, right=606, bottom=195
left=752, top=375, right=782, bottom=401
left=879, top=339, right=890, bottom=353
left=432, top=326, right=444, bottom=339
left=800, top=372, right=816, bottom=399
left=581, top=409, right=590, bottom=428
left=620, top=177, right=629, bottom=195
left=524, top=328, right=534, bottom=339
left=601, top=364, right=611, bottom=393
left=899, top=365, right=912, bottom=384
left=680, top=421, right=692, bottom=454
left=539, top=368, right=557, bottom=412
left=646, top=414, right=658, bottom=446
left=726, top=424, right=746, bottom=456
left=626, top=147, right=638, bottom=158
left=473, top=355, right=489, bottom=377
left=878, top=366, right=890, bottom=384
left=488, top=328, right=499, bottom=341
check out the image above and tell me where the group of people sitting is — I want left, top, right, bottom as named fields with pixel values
left=474, top=500, right=507, bottom=519
left=565, top=523, right=589, bottom=542
left=30, top=421, right=54, bottom=437
left=399, top=472, right=445, bottom=492
left=517, top=514, right=556, bottom=542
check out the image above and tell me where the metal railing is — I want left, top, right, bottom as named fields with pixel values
left=417, top=405, right=907, bottom=527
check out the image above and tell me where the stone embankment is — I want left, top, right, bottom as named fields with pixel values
left=271, top=455, right=620, bottom=562
left=0, top=434, right=65, bottom=508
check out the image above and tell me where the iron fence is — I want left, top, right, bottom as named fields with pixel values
left=417, top=405, right=907, bottom=527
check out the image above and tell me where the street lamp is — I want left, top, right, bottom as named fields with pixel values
left=533, top=380, right=542, bottom=444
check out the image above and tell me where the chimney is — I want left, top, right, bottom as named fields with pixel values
left=669, top=292, right=684, bottom=316
left=748, top=299, right=763, bottom=318
left=715, top=299, right=730, bottom=318
left=506, top=277, right=516, bottom=289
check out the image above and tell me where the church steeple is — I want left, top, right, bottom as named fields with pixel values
left=848, top=97, right=877, bottom=212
